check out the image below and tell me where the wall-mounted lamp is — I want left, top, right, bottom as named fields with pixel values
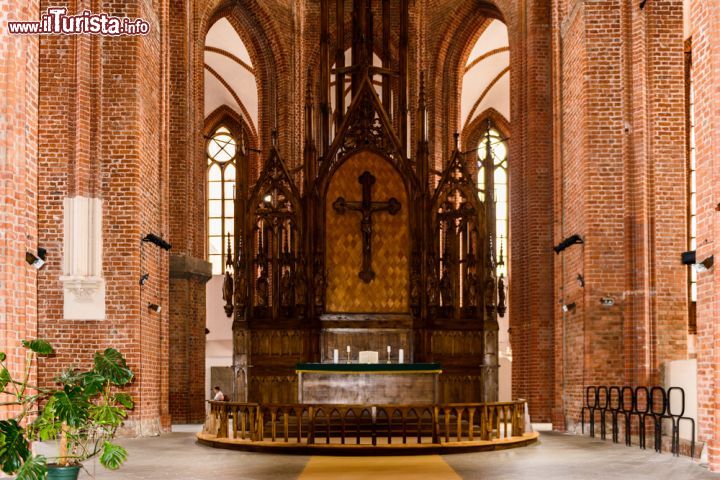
left=695, top=255, right=714, bottom=272
left=148, top=303, right=162, bottom=313
left=576, top=274, right=585, bottom=288
left=681, top=250, right=696, bottom=265
left=142, top=233, right=172, bottom=251
left=600, top=297, right=614, bottom=307
left=205, top=328, right=210, bottom=335
left=25, top=248, right=47, bottom=270
left=139, top=273, right=150, bottom=286
left=562, top=302, right=576, bottom=313
left=554, top=234, right=584, bottom=254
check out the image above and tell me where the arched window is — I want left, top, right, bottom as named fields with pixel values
left=477, top=126, right=508, bottom=278
left=207, top=126, right=238, bottom=275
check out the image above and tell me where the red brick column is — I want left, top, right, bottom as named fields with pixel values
left=0, top=0, right=39, bottom=414
left=551, top=0, right=687, bottom=429
left=36, top=0, right=171, bottom=435
left=691, top=0, right=720, bottom=471
left=508, top=0, right=555, bottom=424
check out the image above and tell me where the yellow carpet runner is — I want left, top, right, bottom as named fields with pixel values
left=299, top=455, right=462, bottom=480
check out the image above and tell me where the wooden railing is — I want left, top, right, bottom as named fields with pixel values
left=203, top=400, right=527, bottom=446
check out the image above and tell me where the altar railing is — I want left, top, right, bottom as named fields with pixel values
left=203, top=400, right=527, bottom=446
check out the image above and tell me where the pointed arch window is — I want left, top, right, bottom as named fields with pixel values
left=477, top=126, right=508, bottom=278
left=208, top=126, right=238, bottom=275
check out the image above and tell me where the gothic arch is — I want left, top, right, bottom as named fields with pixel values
left=198, top=0, right=290, bottom=169
left=462, top=108, right=510, bottom=155
left=428, top=0, right=510, bottom=173
left=205, top=105, right=259, bottom=183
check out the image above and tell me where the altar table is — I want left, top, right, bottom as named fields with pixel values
left=296, top=363, right=442, bottom=404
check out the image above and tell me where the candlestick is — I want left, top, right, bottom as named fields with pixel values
left=346, top=345, right=351, bottom=364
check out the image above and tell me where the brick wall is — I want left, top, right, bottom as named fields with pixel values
left=36, top=0, right=170, bottom=435
left=551, top=0, right=688, bottom=429
left=0, top=0, right=39, bottom=416
left=691, top=0, right=720, bottom=471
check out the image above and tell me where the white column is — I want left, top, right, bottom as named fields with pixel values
left=60, top=196, right=105, bottom=320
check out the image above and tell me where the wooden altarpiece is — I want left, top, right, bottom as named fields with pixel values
left=224, top=0, right=502, bottom=404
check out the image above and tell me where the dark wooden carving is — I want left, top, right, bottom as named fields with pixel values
left=229, top=1, right=501, bottom=406
left=332, top=171, right=401, bottom=283
left=431, top=149, right=485, bottom=319
left=223, top=238, right=234, bottom=317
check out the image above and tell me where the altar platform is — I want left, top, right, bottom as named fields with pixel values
left=296, top=363, right=442, bottom=404
left=199, top=399, right=537, bottom=454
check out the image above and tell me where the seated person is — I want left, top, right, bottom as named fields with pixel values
left=212, top=385, right=227, bottom=401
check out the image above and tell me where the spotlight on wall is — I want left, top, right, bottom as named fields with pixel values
left=25, top=250, right=46, bottom=270
left=576, top=274, right=585, bottom=288
left=561, top=302, right=576, bottom=313
left=681, top=250, right=696, bottom=265
left=139, top=273, right=150, bottom=286
left=142, top=233, right=172, bottom=251
left=695, top=255, right=714, bottom=273
left=148, top=303, right=162, bottom=313
left=600, top=297, right=615, bottom=307
left=553, top=234, right=584, bottom=254
left=205, top=328, right=210, bottom=335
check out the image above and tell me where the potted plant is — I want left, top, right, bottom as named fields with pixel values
left=0, top=339, right=135, bottom=480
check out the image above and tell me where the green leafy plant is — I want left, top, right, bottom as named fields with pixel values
left=0, top=340, right=135, bottom=479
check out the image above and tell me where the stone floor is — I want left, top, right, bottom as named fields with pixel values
left=78, top=430, right=718, bottom=480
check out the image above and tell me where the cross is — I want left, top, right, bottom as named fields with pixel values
left=333, top=171, right=401, bottom=283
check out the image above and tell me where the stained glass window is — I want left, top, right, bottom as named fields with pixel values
left=207, top=126, right=237, bottom=275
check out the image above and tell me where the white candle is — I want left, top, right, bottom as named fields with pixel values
left=399, top=349, right=404, bottom=364
left=346, top=345, right=351, bottom=353
left=333, top=349, right=339, bottom=364
left=387, top=345, right=391, bottom=354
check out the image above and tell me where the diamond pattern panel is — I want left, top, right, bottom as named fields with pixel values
left=326, top=151, right=409, bottom=312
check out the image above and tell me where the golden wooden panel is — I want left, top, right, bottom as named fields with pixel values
left=325, top=151, right=409, bottom=312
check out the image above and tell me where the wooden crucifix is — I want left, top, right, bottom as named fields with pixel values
left=332, top=171, right=401, bottom=283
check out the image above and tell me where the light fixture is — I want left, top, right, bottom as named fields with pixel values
left=695, top=255, right=714, bottom=272
left=681, top=250, right=696, bottom=265
left=148, top=303, right=162, bottom=313
left=576, top=274, right=585, bottom=288
left=554, top=234, right=584, bottom=254
left=142, top=233, right=172, bottom=251
left=139, top=273, right=150, bottom=285
left=600, top=297, right=614, bottom=307
left=25, top=250, right=46, bottom=270
left=562, top=302, right=576, bottom=313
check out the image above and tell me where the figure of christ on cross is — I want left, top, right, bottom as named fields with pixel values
left=332, top=171, right=401, bottom=283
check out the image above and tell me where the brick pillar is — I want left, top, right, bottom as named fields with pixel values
left=551, top=0, right=687, bottom=430
left=169, top=255, right=211, bottom=424
left=691, top=0, right=720, bottom=471
left=36, top=0, right=171, bottom=435
left=0, top=0, right=39, bottom=414
left=509, top=0, right=555, bottom=423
